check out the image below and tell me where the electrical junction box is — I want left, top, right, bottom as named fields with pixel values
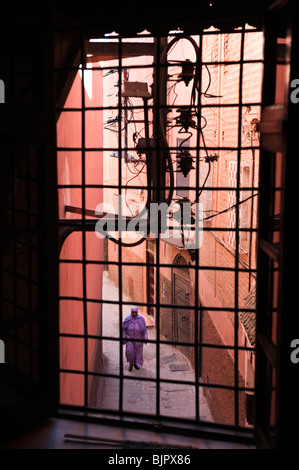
left=122, top=81, right=151, bottom=98
left=136, top=137, right=156, bottom=155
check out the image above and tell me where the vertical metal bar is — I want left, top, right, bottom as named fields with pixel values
left=268, top=152, right=277, bottom=340
left=37, top=144, right=47, bottom=389
left=27, top=150, right=33, bottom=378
left=12, top=152, right=18, bottom=368
left=43, top=9, right=59, bottom=405
left=155, top=33, right=161, bottom=418
left=123, top=67, right=129, bottom=163
left=194, top=32, right=203, bottom=422
left=80, top=21, right=88, bottom=408
left=153, top=35, right=167, bottom=207
left=234, top=25, right=246, bottom=427
left=117, top=34, right=124, bottom=413
left=156, top=32, right=168, bottom=419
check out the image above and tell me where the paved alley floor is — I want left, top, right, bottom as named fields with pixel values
left=97, top=271, right=213, bottom=422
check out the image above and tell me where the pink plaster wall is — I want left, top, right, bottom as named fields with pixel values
left=57, top=67, right=104, bottom=406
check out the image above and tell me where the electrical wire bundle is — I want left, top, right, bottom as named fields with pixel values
left=103, top=35, right=258, bottom=248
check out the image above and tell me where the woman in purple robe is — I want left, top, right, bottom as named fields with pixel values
left=122, top=306, right=148, bottom=371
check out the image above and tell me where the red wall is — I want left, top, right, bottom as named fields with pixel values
left=57, top=67, right=104, bottom=406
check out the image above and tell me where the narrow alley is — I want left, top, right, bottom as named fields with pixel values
left=98, top=272, right=213, bottom=422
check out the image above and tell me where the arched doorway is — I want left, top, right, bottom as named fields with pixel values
left=172, top=254, right=191, bottom=360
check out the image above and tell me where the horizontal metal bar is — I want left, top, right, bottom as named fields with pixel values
left=59, top=368, right=255, bottom=394
left=64, top=205, right=107, bottom=218
left=53, top=24, right=261, bottom=34
left=58, top=183, right=261, bottom=191
left=58, top=332, right=255, bottom=352
left=58, top=258, right=258, bottom=272
left=0, top=225, right=45, bottom=245
left=58, top=222, right=258, bottom=233
left=55, top=102, right=262, bottom=112
left=53, top=58, right=264, bottom=74
left=0, top=206, right=38, bottom=218
left=59, top=227, right=259, bottom=237
left=56, top=143, right=260, bottom=150
left=64, top=433, right=122, bottom=446
left=53, top=50, right=263, bottom=66
left=86, top=41, right=156, bottom=59
left=2, top=331, right=39, bottom=353
left=58, top=295, right=259, bottom=313
left=1, top=267, right=39, bottom=285
left=57, top=406, right=255, bottom=443
left=1, top=297, right=37, bottom=314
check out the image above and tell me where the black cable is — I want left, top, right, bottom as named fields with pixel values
left=163, top=36, right=217, bottom=209
left=196, top=157, right=211, bottom=204
left=178, top=128, right=193, bottom=149
left=105, top=98, right=152, bottom=246
left=107, top=35, right=202, bottom=246
left=193, top=122, right=212, bottom=204
left=199, top=192, right=258, bottom=222
left=201, top=64, right=222, bottom=99
left=159, top=35, right=202, bottom=207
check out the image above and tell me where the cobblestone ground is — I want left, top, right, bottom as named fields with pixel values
left=98, top=272, right=213, bottom=422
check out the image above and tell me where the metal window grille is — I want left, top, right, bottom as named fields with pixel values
left=55, top=21, right=264, bottom=443
left=0, top=12, right=59, bottom=438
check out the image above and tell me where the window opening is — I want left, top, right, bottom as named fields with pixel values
left=56, top=23, right=263, bottom=439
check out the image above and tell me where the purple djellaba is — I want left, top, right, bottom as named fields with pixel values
left=122, top=306, right=148, bottom=371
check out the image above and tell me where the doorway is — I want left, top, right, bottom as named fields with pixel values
left=172, top=255, right=191, bottom=360
left=146, top=240, right=155, bottom=319
left=146, top=247, right=155, bottom=318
